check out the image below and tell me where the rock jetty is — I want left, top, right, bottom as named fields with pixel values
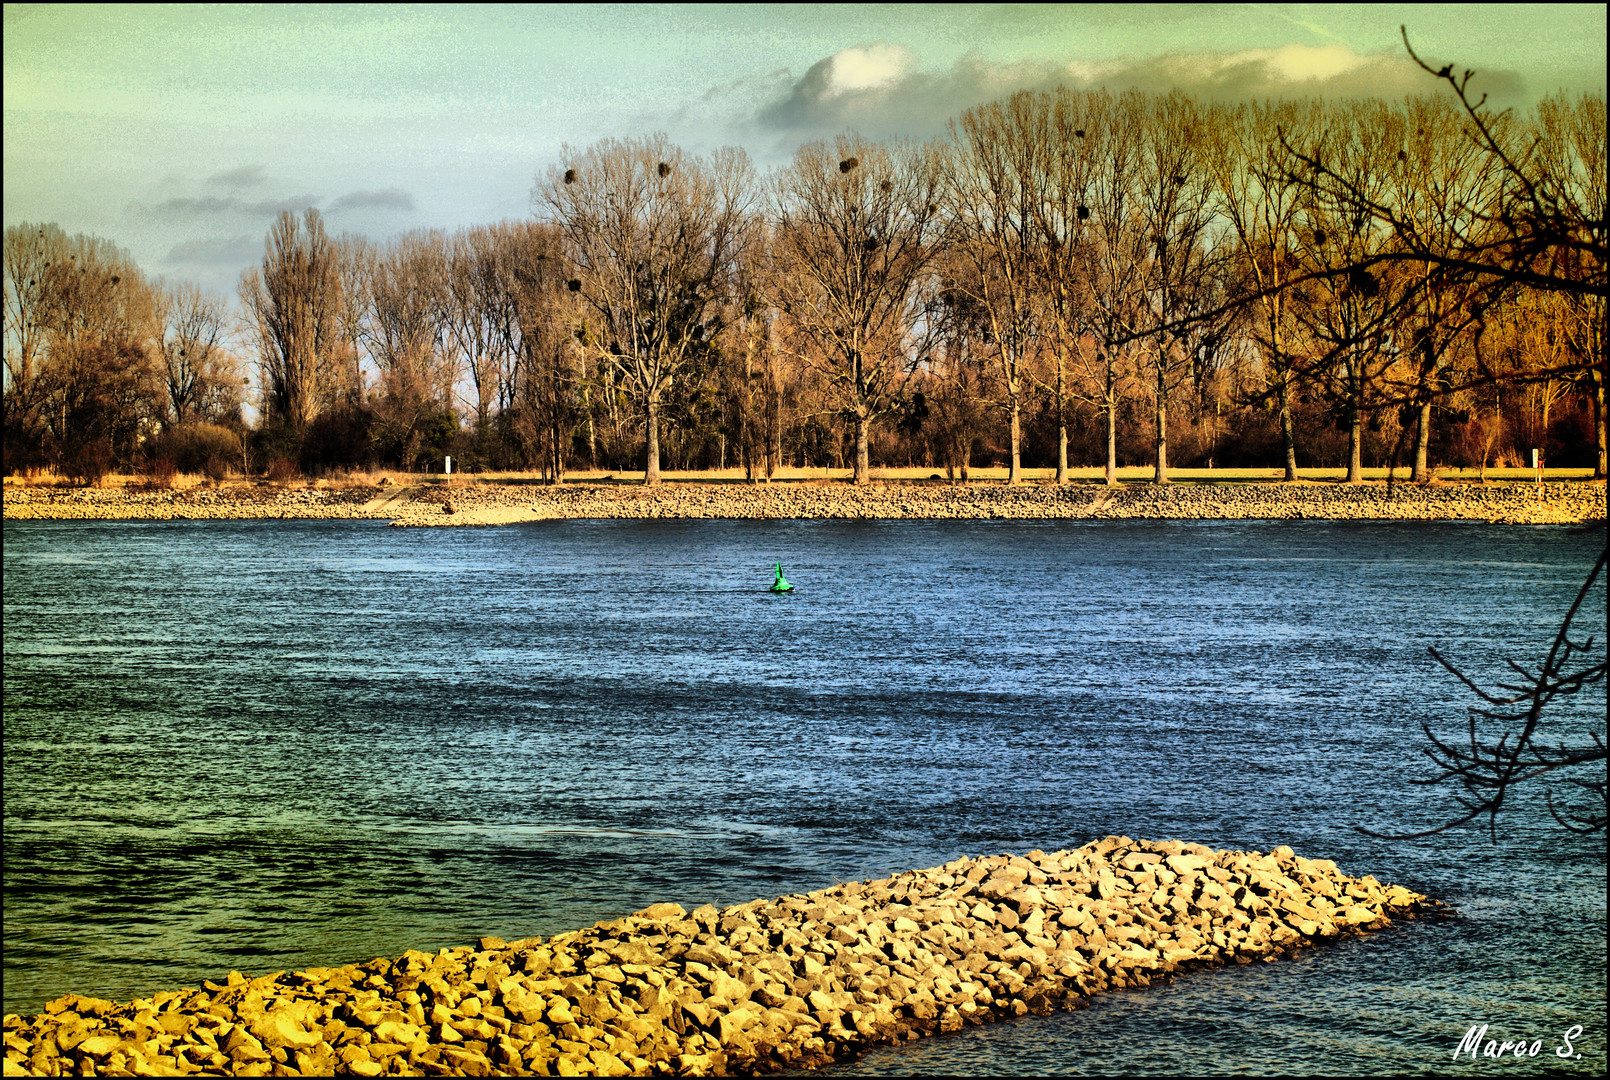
left=5, top=478, right=1603, bottom=526
left=4, top=837, right=1439, bottom=1077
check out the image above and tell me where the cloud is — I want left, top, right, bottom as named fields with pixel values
left=750, top=42, right=1529, bottom=143
left=207, top=164, right=267, bottom=188
left=809, top=43, right=915, bottom=97
left=327, top=188, right=416, bottom=213
left=162, top=235, right=263, bottom=267
left=147, top=194, right=322, bottom=217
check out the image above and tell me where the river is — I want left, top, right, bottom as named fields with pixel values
left=3, top=517, right=1604, bottom=1073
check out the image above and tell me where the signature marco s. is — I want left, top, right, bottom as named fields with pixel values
left=1454, top=1024, right=1587, bottom=1062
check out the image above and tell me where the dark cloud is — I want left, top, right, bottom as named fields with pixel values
left=327, top=188, right=416, bottom=213
left=162, top=235, right=263, bottom=267
left=147, top=194, right=322, bottom=217
left=207, top=164, right=267, bottom=188
left=751, top=42, right=1530, bottom=142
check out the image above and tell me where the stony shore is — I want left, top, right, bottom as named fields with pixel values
left=4, top=837, right=1439, bottom=1078
left=3, top=478, right=1604, bottom=526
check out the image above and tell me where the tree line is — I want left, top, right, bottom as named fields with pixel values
left=4, top=85, right=1604, bottom=484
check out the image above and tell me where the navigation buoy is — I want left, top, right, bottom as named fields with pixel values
left=770, top=561, right=794, bottom=593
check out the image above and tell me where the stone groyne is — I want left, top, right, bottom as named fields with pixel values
left=4, top=478, right=1604, bottom=526
left=4, top=837, right=1439, bottom=1078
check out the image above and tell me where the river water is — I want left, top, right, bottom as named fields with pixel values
left=3, top=517, right=1604, bottom=1074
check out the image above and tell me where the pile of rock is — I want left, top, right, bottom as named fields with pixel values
left=1, top=483, right=396, bottom=522
left=384, top=479, right=1605, bottom=527
left=6, top=478, right=1602, bottom=526
left=3, top=837, right=1438, bottom=1077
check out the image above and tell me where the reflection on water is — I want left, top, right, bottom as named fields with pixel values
left=3, top=517, right=1604, bottom=1074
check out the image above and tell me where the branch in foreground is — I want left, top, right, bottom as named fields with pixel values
left=1361, top=549, right=1608, bottom=841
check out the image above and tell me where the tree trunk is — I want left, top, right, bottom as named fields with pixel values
left=854, top=411, right=870, bottom=485
left=1055, top=350, right=1068, bottom=484
left=768, top=405, right=780, bottom=480
left=1540, top=387, right=1553, bottom=476
left=1105, top=396, right=1118, bottom=487
left=1153, top=371, right=1169, bottom=484
left=558, top=414, right=567, bottom=483
left=1278, top=371, right=1298, bottom=482
left=1007, top=398, right=1022, bottom=484
left=1412, top=400, right=1432, bottom=483
left=644, top=397, right=661, bottom=486
left=1594, top=365, right=1606, bottom=480
left=1347, top=405, right=1363, bottom=483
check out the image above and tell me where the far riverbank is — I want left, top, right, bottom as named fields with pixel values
left=3, top=477, right=1603, bottom=526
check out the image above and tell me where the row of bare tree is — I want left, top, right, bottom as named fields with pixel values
left=2, top=223, right=245, bottom=479
left=4, top=84, right=1604, bottom=482
left=539, top=86, right=1603, bottom=484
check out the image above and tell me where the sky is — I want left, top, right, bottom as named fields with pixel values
left=4, top=3, right=1605, bottom=300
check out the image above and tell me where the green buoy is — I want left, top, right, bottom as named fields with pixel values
left=770, top=561, right=794, bottom=593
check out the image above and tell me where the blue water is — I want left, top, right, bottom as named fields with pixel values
left=3, top=517, right=1604, bottom=1074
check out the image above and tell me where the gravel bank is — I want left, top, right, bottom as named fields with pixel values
left=4, top=837, right=1438, bottom=1077
left=6, top=479, right=1603, bottom=526
left=1, top=483, right=402, bottom=521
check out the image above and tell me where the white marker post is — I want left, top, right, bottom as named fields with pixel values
left=445, top=455, right=453, bottom=476
left=1531, top=447, right=1541, bottom=486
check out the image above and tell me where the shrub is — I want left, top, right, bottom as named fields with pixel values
left=252, top=422, right=302, bottom=476
left=143, top=456, right=178, bottom=489
left=153, top=422, right=243, bottom=475
left=203, top=454, right=231, bottom=482
left=266, top=456, right=300, bottom=482
left=64, top=437, right=115, bottom=487
left=301, top=408, right=373, bottom=473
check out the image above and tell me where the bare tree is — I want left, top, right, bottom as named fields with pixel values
left=3, top=223, right=64, bottom=401
left=500, top=220, right=579, bottom=482
left=1381, top=96, right=1503, bottom=482
left=542, top=135, right=754, bottom=485
left=1533, top=93, right=1607, bottom=477
left=1211, top=100, right=1322, bottom=481
left=1291, top=100, right=1422, bottom=482
left=771, top=136, right=946, bottom=485
left=3, top=223, right=66, bottom=467
left=361, top=230, right=458, bottom=468
left=154, top=283, right=236, bottom=425
left=1080, top=93, right=1150, bottom=486
left=1289, top=31, right=1605, bottom=304
left=949, top=92, right=1048, bottom=484
left=1275, top=36, right=1603, bottom=481
left=446, top=226, right=509, bottom=433
left=1133, top=93, right=1225, bottom=484
left=365, top=231, right=452, bottom=398
left=1031, top=88, right=1104, bottom=484
left=240, top=209, right=341, bottom=430
left=722, top=231, right=786, bottom=481
left=330, top=234, right=373, bottom=409
left=926, top=283, right=990, bottom=481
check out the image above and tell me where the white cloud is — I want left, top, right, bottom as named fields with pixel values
left=1261, top=43, right=1369, bottom=83
left=748, top=41, right=1528, bottom=145
left=818, top=43, right=914, bottom=97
